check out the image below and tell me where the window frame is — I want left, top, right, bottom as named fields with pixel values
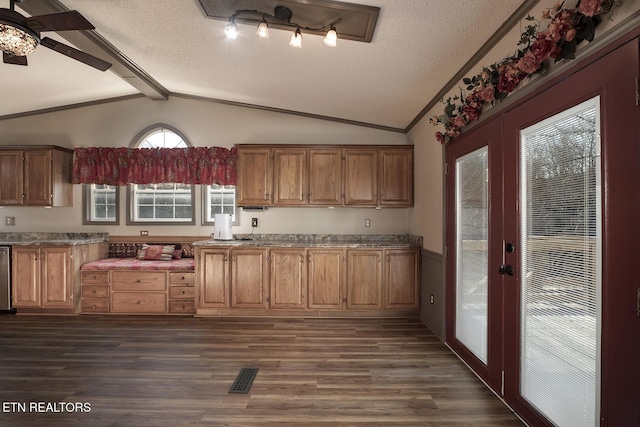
left=82, top=184, right=120, bottom=225
left=202, top=185, right=238, bottom=226
left=126, top=124, right=196, bottom=225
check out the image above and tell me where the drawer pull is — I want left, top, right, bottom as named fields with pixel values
left=92, top=304, right=97, bottom=309
left=136, top=301, right=141, bottom=304
left=136, top=280, right=141, bottom=283
left=92, top=275, right=97, bottom=279
left=181, top=290, right=186, bottom=294
left=92, top=290, right=97, bottom=294
left=181, top=305, right=186, bottom=309
left=181, top=276, right=185, bottom=281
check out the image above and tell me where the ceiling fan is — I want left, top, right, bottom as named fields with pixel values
left=0, top=0, right=111, bottom=70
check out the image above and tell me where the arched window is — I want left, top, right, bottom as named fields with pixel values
left=128, top=125, right=195, bottom=224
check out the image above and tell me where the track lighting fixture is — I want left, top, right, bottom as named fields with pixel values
left=224, top=6, right=340, bottom=48
left=256, top=16, right=269, bottom=38
left=289, top=27, right=302, bottom=48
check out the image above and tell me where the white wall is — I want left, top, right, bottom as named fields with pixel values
left=0, top=96, right=411, bottom=237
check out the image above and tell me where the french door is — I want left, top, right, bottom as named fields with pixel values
left=445, top=37, right=639, bottom=427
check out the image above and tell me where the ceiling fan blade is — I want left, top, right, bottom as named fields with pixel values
left=25, top=10, right=94, bottom=32
left=40, top=37, right=112, bottom=71
left=3, top=52, right=28, bottom=66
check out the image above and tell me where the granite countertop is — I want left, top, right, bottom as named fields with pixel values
left=0, top=232, right=109, bottom=246
left=193, top=234, right=422, bottom=249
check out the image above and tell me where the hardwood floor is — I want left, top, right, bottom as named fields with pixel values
left=0, top=315, right=524, bottom=427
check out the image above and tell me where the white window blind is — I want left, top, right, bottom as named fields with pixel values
left=520, top=97, right=601, bottom=427
left=455, top=146, right=489, bottom=363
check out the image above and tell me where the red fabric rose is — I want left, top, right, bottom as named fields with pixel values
left=435, top=132, right=446, bottom=144
left=531, top=37, right=558, bottom=61
left=463, top=105, right=480, bottom=122
left=452, top=115, right=466, bottom=128
left=578, top=0, right=602, bottom=16
left=517, top=52, right=541, bottom=74
left=479, top=85, right=496, bottom=102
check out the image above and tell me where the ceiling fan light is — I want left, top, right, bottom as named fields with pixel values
left=323, top=27, right=337, bottom=47
left=224, top=20, right=238, bottom=39
left=0, top=22, right=40, bottom=56
left=289, top=28, right=302, bottom=48
left=256, top=17, right=269, bottom=38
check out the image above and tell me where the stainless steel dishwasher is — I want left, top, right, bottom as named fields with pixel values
left=0, top=246, right=10, bottom=311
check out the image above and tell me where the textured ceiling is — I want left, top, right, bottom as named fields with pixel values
left=1, top=0, right=526, bottom=130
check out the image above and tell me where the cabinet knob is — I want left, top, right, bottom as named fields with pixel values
left=92, top=275, right=97, bottom=279
left=92, top=290, right=97, bottom=294
left=181, top=290, right=186, bottom=294
left=181, top=305, right=186, bottom=310
left=92, top=304, right=97, bottom=309
left=136, top=301, right=141, bottom=304
left=180, top=276, right=185, bottom=281
left=136, top=279, right=141, bottom=283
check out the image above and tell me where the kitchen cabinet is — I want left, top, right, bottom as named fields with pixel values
left=344, top=149, right=378, bottom=206
left=13, top=246, right=73, bottom=309
left=270, top=248, right=306, bottom=309
left=197, top=248, right=230, bottom=308
left=0, top=146, right=73, bottom=207
left=379, top=149, right=413, bottom=207
left=231, top=248, right=268, bottom=308
left=237, top=148, right=272, bottom=206
left=236, top=145, right=413, bottom=208
left=308, top=249, right=344, bottom=309
left=308, top=149, right=343, bottom=206
left=273, top=149, right=307, bottom=205
left=384, top=249, right=420, bottom=309
left=346, top=249, right=383, bottom=309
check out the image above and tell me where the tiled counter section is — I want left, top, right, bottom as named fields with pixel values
left=193, top=234, right=422, bottom=317
left=2, top=233, right=108, bottom=314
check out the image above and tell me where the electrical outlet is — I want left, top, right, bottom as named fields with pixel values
left=251, top=218, right=258, bottom=228
left=364, top=218, right=370, bottom=228
left=140, top=230, right=149, bottom=236
left=5, top=216, right=15, bottom=226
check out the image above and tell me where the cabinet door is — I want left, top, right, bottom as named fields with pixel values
left=270, top=249, right=306, bottom=309
left=344, top=149, right=378, bottom=206
left=24, top=150, right=52, bottom=206
left=308, top=149, right=343, bottom=206
left=308, top=249, right=344, bottom=309
left=12, top=247, right=41, bottom=307
left=379, top=149, right=413, bottom=206
left=41, top=246, right=73, bottom=308
left=237, top=148, right=272, bottom=206
left=384, top=249, right=419, bottom=309
left=0, top=150, right=24, bottom=205
left=198, top=248, right=230, bottom=308
left=231, top=248, right=268, bottom=308
left=346, top=249, right=382, bottom=309
left=273, top=149, right=308, bottom=205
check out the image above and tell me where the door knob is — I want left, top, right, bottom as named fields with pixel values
left=499, top=264, right=514, bottom=276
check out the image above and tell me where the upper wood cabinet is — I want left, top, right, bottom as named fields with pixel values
left=379, top=149, right=413, bottom=207
left=308, top=149, right=343, bottom=206
left=237, top=145, right=413, bottom=207
left=0, top=146, right=73, bottom=207
left=273, top=149, right=308, bottom=205
left=237, top=148, right=272, bottom=206
left=344, top=149, right=378, bottom=206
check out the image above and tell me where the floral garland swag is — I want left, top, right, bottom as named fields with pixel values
left=430, top=0, right=623, bottom=144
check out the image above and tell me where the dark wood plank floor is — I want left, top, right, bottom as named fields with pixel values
left=0, top=315, right=523, bottom=427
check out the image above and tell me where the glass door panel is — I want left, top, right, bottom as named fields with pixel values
left=519, top=97, right=601, bottom=427
left=455, top=147, right=489, bottom=363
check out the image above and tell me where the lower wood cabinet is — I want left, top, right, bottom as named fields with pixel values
left=195, top=245, right=419, bottom=316
left=346, top=249, right=383, bottom=309
left=13, top=243, right=105, bottom=313
left=231, top=248, right=268, bottom=308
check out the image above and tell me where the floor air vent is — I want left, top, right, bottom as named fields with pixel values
left=229, top=368, right=258, bottom=393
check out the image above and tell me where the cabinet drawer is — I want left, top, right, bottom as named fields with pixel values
left=169, top=300, right=196, bottom=313
left=82, top=285, right=110, bottom=298
left=169, top=272, right=195, bottom=284
left=111, top=292, right=167, bottom=313
left=82, top=271, right=109, bottom=284
left=112, top=271, right=167, bottom=291
left=82, top=298, right=110, bottom=313
left=169, top=285, right=195, bottom=299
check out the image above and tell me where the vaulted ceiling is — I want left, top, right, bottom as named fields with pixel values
left=1, top=0, right=531, bottom=131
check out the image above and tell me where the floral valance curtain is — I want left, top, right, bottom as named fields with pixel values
left=72, top=147, right=237, bottom=186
